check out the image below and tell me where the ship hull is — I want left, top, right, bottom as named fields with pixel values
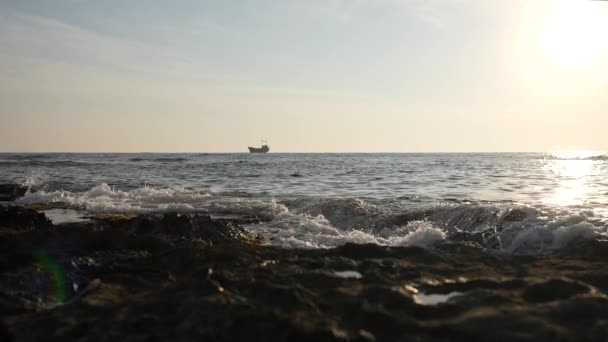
left=248, top=147, right=269, bottom=153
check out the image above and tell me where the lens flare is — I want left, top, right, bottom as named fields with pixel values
left=35, top=251, right=68, bottom=303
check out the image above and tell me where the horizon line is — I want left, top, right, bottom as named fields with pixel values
left=0, top=151, right=590, bottom=154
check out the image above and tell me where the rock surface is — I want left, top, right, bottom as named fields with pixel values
left=1, top=206, right=608, bottom=341
left=0, top=184, right=27, bottom=202
left=0, top=206, right=52, bottom=231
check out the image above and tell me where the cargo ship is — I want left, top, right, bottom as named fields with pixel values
left=248, top=140, right=270, bottom=153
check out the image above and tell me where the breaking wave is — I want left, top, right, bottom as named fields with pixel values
left=246, top=198, right=606, bottom=253
left=12, top=184, right=608, bottom=254
left=16, top=183, right=215, bottom=213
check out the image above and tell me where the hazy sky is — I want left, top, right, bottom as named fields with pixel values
left=1, top=0, right=607, bottom=152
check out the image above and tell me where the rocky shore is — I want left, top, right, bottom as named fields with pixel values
left=2, top=205, right=608, bottom=341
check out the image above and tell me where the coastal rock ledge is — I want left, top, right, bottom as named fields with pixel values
left=0, top=184, right=27, bottom=202
left=2, top=205, right=608, bottom=341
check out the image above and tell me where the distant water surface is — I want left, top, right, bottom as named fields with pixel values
left=1, top=153, right=607, bottom=252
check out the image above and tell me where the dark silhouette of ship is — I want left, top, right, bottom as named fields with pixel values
left=248, top=140, right=270, bottom=153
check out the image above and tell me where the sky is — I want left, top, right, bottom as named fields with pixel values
left=0, top=0, right=607, bottom=153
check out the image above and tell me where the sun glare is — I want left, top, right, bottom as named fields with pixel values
left=513, top=0, right=608, bottom=98
left=540, top=0, right=608, bottom=67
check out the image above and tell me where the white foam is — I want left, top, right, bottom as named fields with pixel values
left=552, top=222, right=601, bottom=248
left=389, top=222, right=447, bottom=247
left=414, top=292, right=463, bottom=305
left=496, top=212, right=605, bottom=253
left=42, top=209, right=92, bottom=225
left=207, top=198, right=289, bottom=220
left=248, top=213, right=446, bottom=249
left=16, top=183, right=215, bottom=213
left=282, top=198, right=388, bottom=230
left=13, top=183, right=607, bottom=252
left=502, top=226, right=552, bottom=253
left=250, top=205, right=602, bottom=252
left=333, top=271, right=363, bottom=279
left=21, top=172, right=45, bottom=190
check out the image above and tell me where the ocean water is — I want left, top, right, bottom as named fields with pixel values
left=1, top=152, right=608, bottom=253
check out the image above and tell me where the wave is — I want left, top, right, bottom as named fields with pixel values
left=0, top=160, right=104, bottom=167
left=584, top=155, right=608, bottom=161
left=0, top=154, right=53, bottom=161
left=548, top=153, right=608, bottom=161
left=13, top=184, right=608, bottom=253
left=5, top=156, right=190, bottom=164
left=21, top=172, right=45, bottom=189
left=252, top=199, right=606, bottom=253
left=128, top=157, right=189, bottom=162
left=16, top=183, right=216, bottom=213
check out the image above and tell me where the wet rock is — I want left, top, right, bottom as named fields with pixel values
left=446, top=231, right=486, bottom=245
left=334, top=243, right=394, bottom=259
left=2, top=209, right=608, bottom=341
left=558, top=239, right=608, bottom=260
left=388, top=210, right=431, bottom=226
left=0, top=320, right=13, bottom=342
left=391, top=205, right=502, bottom=232
left=23, top=202, right=72, bottom=211
left=498, top=207, right=530, bottom=225
left=0, top=184, right=27, bottom=202
left=0, top=206, right=51, bottom=231
left=437, top=206, right=500, bottom=232
left=522, top=278, right=592, bottom=303
left=88, top=213, right=139, bottom=222
left=109, top=213, right=256, bottom=244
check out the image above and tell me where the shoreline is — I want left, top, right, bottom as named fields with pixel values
left=2, top=205, right=608, bottom=341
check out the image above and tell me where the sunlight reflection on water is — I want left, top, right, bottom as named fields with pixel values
left=544, top=151, right=606, bottom=207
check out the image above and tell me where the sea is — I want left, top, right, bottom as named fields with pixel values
left=1, top=152, right=607, bottom=253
